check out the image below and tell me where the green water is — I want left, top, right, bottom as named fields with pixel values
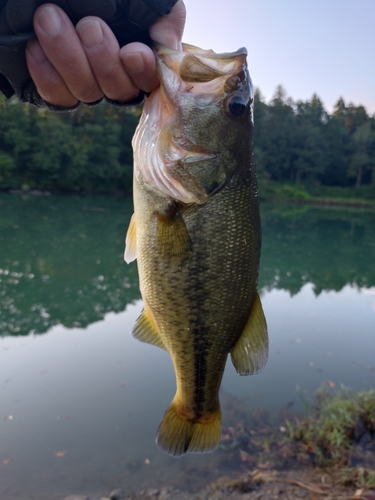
left=0, top=194, right=374, bottom=499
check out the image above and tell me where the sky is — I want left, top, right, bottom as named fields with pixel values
left=182, top=0, right=375, bottom=115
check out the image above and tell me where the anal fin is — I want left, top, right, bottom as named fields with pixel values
left=230, top=292, right=268, bottom=375
left=132, top=305, right=167, bottom=351
left=124, top=213, right=137, bottom=263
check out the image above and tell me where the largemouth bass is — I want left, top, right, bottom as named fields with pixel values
left=125, top=43, right=268, bottom=457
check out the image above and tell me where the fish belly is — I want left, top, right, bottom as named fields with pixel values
left=133, top=167, right=260, bottom=455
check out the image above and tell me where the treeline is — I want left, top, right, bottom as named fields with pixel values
left=0, top=87, right=375, bottom=192
left=254, top=86, right=375, bottom=188
left=0, top=96, right=138, bottom=192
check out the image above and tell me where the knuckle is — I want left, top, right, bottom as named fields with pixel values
left=37, top=73, right=64, bottom=99
left=71, top=82, right=103, bottom=103
left=92, top=63, right=140, bottom=101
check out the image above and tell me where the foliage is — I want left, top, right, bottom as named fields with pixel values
left=219, top=388, right=375, bottom=478
left=0, top=95, right=138, bottom=192
left=253, top=87, right=375, bottom=193
left=1, top=87, right=375, bottom=194
left=218, top=388, right=375, bottom=492
left=288, top=388, right=375, bottom=466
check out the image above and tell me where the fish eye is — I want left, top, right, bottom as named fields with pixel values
left=226, top=96, right=247, bottom=117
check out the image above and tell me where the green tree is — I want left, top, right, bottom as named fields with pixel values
left=1, top=88, right=375, bottom=193
left=253, top=88, right=269, bottom=179
left=260, top=85, right=296, bottom=182
left=0, top=96, right=138, bottom=192
left=292, top=95, right=328, bottom=183
left=348, top=121, right=375, bottom=188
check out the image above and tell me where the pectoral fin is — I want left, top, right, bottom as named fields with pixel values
left=156, top=203, right=192, bottom=258
left=132, top=305, right=167, bottom=351
left=230, top=292, right=268, bottom=375
left=124, top=213, right=137, bottom=264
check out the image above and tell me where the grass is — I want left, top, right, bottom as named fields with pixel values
left=219, top=387, right=375, bottom=477
left=212, top=387, right=375, bottom=497
left=257, top=178, right=375, bottom=208
left=287, top=388, right=375, bottom=466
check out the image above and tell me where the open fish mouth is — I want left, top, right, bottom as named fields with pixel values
left=154, top=43, right=249, bottom=109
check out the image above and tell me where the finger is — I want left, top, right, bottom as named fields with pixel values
left=120, top=42, right=159, bottom=94
left=76, top=18, right=140, bottom=102
left=149, top=0, right=186, bottom=50
left=33, top=4, right=103, bottom=103
left=26, top=38, right=78, bottom=107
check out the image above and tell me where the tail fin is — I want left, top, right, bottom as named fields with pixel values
left=156, top=400, right=221, bottom=457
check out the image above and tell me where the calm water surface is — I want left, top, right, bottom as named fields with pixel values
left=0, top=194, right=374, bottom=499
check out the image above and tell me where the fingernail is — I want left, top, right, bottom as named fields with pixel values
left=26, top=39, right=46, bottom=63
left=77, top=20, right=104, bottom=49
left=37, top=6, right=62, bottom=35
left=122, top=52, right=145, bottom=74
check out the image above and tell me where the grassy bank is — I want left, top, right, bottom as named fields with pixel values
left=220, top=387, right=375, bottom=471
left=127, top=388, right=375, bottom=499
left=4, top=181, right=375, bottom=210
left=258, top=179, right=375, bottom=208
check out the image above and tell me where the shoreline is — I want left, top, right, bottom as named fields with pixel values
left=2, top=187, right=375, bottom=210
left=261, top=196, right=375, bottom=210
left=58, top=389, right=375, bottom=500
left=58, top=466, right=375, bottom=500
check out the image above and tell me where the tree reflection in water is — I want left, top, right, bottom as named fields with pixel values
left=0, top=194, right=374, bottom=338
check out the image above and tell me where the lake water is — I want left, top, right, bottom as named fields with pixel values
left=0, top=194, right=374, bottom=499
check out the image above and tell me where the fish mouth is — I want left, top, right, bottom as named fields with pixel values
left=145, top=43, right=250, bottom=158
left=154, top=43, right=249, bottom=106
left=155, top=43, right=248, bottom=80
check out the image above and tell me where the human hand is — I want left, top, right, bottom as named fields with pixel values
left=25, top=1, right=186, bottom=108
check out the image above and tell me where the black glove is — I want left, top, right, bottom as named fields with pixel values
left=0, top=0, right=177, bottom=108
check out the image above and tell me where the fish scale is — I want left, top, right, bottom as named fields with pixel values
left=125, top=43, right=268, bottom=456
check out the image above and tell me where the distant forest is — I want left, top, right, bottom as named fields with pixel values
left=0, top=86, right=374, bottom=193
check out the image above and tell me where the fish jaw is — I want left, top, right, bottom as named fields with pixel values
left=132, top=43, right=254, bottom=204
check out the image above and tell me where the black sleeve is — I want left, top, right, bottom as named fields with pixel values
left=0, top=0, right=178, bottom=109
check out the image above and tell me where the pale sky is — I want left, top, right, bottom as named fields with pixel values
left=183, top=0, right=375, bottom=115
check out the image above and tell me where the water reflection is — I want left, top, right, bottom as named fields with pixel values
left=0, top=194, right=374, bottom=498
left=1, top=195, right=374, bottom=338
left=0, top=194, right=139, bottom=337
left=260, top=204, right=375, bottom=295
